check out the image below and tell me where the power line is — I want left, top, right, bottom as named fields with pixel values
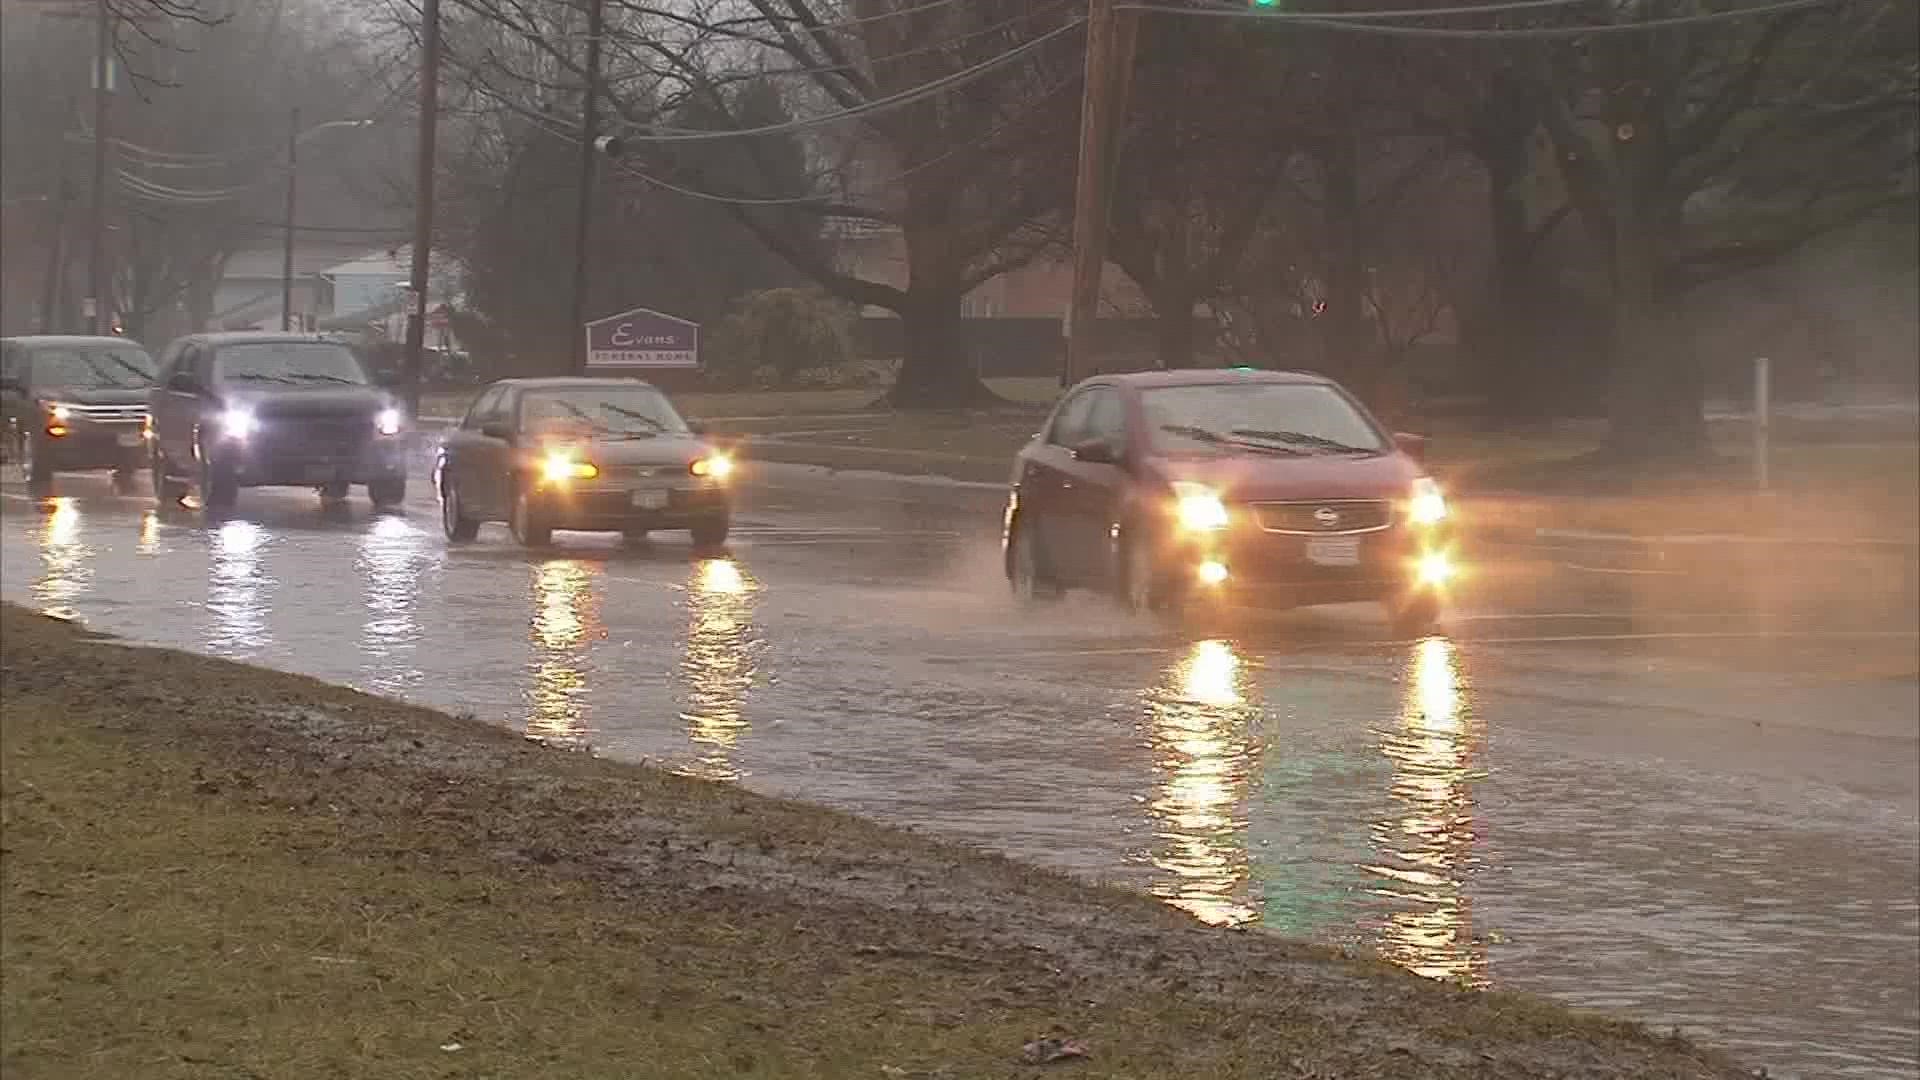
left=1133, top=0, right=1605, bottom=21
left=1121, top=0, right=1853, bottom=35
left=752, top=0, right=1081, bottom=80
left=617, top=19, right=1086, bottom=143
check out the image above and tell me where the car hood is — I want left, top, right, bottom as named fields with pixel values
left=535, top=433, right=718, bottom=468
left=1147, top=448, right=1423, bottom=501
left=38, top=386, right=152, bottom=406
left=223, top=386, right=392, bottom=417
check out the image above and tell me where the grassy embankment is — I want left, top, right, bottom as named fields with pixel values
left=0, top=605, right=1750, bottom=1079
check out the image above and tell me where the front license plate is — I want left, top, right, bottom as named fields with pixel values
left=116, top=433, right=143, bottom=448
left=1306, top=536, right=1361, bottom=566
left=631, top=489, right=669, bottom=510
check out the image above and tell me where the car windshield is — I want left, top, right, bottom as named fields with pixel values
left=1144, top=383, right=1387, bottom=456
left=520, top=386, right=689, bottom=439
left=29, top=343, right=157, bottom=389
left=214, top=342, right=369, bottom=386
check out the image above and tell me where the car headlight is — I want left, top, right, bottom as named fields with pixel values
left=375, top=407, right=403, bottom=436
left=1407, top=477, right=1447, bottom=526
left=221, top=407, right=257, bottom=440
left=690, top=454, right=733, bottom=480
left=1172, top=481, right=1229, bottom=532
left=48, top=403, right=73, bottom=422
left=540, top=449, right=599, bottom=485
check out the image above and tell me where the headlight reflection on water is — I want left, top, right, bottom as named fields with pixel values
left=357, top=515, right=427, bottom=696
left=526, top=559, right=603, bottom=748
left=1368, top=636, right=1487, bottom=987
left=206, top=519, right=270, bottom=658
left=1139, top=638, right=1262, bottom=927
left=676, top=557, right=762, bottom=782
left=34, top=498, right=91, bottom=620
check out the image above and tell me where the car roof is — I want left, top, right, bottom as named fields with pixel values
left=179, top=331, right=353, bottom=347
left=491, top=376, right=658, bottom=391
left=1094, top=368, right=1334, bottom=390
left=2, top=335, right=150, bottom=349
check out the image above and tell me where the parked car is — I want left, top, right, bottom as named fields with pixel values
left=434, top=377, right=735, bottom=549
left=146, top=332, right=408, bottom=512
left=0, top=335, right=157, bottom=494
left=1002, top=368, right=1456, bottom=633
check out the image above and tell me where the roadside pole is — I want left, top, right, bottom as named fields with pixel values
left=1063, top=0, right=1129, bottom=387
left=402, top=0, right=442, bottom=418
left=40, top=109, right=75, bottom=333
left=567, top=0, right=605, bottom=376
left=1754, top=356, right=1772, bottom=492
left=280, top=107, right=300, bottom=331
left=87, top=0, right=110, bottom=335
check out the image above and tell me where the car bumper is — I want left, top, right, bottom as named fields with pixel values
left=1167, top=522, right=1458, bottom=604
left=38, top=423, right=146, bottom=470
left=217, top=436, right=408, bottom=487
left=527, top=482, right=731, bottom=531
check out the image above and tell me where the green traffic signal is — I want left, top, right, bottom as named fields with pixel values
left=1252, top=0, right=1279, bottom=6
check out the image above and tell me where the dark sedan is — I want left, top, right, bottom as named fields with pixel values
left=434, top=377, right=735, bottom=549
left=1, top=335, right=156, bottom=494
left=1002, top=368, right=1456, bottom=633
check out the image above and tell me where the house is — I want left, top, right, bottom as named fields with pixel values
left=208, top=242, right=371, bottom=331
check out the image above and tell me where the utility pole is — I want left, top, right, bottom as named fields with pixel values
left=567, top=0, right=606, bottom=375
left=403, top=0, right=442, bottom=417
left=281, top=107, right=300, bottom=331
left=87, top=0, right=111, bottom=335
left=1062, top=0, right=1136, bottom=387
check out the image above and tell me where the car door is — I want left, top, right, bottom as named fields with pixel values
left=458, top=386, right=514, bottom=518
left=1018, top=388, right=1097, bottom=580
left=1052, top=386, right=1132, bottom=584
left=153, top=342, right=204, bottom=466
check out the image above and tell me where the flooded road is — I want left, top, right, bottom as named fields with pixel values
left=2, top=463, right=1916, bottom=1079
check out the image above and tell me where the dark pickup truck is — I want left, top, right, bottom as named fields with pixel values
left=1, top=335, right=157, bottom=494
left=147, top=332, right=409, bottom=512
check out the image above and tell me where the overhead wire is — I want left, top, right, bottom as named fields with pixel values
left=1120, top=0, right=1855, bottom=35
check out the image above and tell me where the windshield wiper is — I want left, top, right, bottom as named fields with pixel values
left=1160, top=424, right=1305, bottom=456
left=601, top=403, right=670, bottom=431
left=1229, top=428, right=1375, bottom=454
left=90, top=354, right=154, bottom=387
left=283, top=372, right=363, bottom=385
left=226, top=372, right=299, bottom=384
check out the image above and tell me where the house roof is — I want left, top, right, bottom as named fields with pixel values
left=223, top=243, right=375, bottom=282
left=321, top=248, right=412, bottom=279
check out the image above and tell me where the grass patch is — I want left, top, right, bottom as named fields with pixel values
left=0, top=607, right=1750, bottom=1079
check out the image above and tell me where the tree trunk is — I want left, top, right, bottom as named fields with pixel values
left=884, top=290, right=994, bottom=408
left=1152, top=287, right=1196, bottom=370
left=1481, top=148, right=1544, bottom=424
left=1318, top=131, right=1378, bottom=403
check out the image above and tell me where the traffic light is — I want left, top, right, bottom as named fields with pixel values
left=1251, top=0, right=1279, bottom=6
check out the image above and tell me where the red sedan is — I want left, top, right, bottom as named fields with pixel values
left=1002, top=368, right=1455, bottom=633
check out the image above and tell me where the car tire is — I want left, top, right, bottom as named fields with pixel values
left=440, top=477, right=480, bottom=542
left=1390, top=592, right=1443, bottom=638
left=320, top=478, right=351, bottom=503
left=1119, top=536, right=1170, bottom=615
left=201, top=458, right=238, bottom=514
left=111, top=467, right=139, bottom=495
left=22, top=430, right=53, bottom=494
left=509, top=485, right=551, bottom=548
left=368, top=476, right=406, bottom=510
left=690, top=516, right=729, bottom=550
left=1009, top=520, right=1062, bottom=603
left=151, top=446, right=187, bottom=505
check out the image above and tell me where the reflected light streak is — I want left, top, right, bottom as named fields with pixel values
left=357, top=516, right=427, bottom=696
left=1368, top=636, right=1487, bottom=986
left=137, top=509, right=159, bottom=555
left=33, top=498, right=92, bottom=620
left=206, top=519, right=270, bottom=657
left=526, top=559, right=602, bottom=748
left=1139, top=638, right=1260, bottom=926
left=677, top=557, right=761, bottom=782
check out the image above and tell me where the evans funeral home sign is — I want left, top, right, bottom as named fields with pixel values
left=584, top=307, right=700, bottom=370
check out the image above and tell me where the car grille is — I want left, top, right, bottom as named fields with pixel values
left=262, top=416, right=371, bottom=456
left=1251, top=499, right=1392, bottom=534
left=603, top=463, right=688, bottom=481
left=60, top=402, right=145, bottom=425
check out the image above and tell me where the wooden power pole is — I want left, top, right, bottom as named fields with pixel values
left=1062, top=0, right=1137, bottom=387
left=280, top=107, right=300, bottom=331
left=403, top=0, right=442, bottom=417
left=87, top=0, right=111, bottom=335
left=567, top=0, right=605, bottom=375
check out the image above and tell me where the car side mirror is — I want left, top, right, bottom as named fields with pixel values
left=1393, top=432, right=1428, bottom=461
left=1071, top=438, right=1119, bottom=465
left=480, top=420, right=513, bottom=441
left=167, top=372, right=200, bottom=394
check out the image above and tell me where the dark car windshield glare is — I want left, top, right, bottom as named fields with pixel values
left=520, top=387, right=689, bottom=439
left=214, top=342, right=370, bottom=386
left=29, top=344, right=157, bottom=390
left=1144, top=383, right=1387, bottom=455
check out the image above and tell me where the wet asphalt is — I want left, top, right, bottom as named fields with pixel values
left=1, top=454, right=1916, bottom=1080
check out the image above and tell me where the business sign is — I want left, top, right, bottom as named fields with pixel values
left=585, top=307, right=699, bottom=370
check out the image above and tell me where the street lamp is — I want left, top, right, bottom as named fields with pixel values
left=281, top=114, right=376, bottom=331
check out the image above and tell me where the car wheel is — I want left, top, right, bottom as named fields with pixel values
left=368, top=476, right=406, bottom=510
left=22, top=430, right=53, bottom=494
left=1009, top=521, right=1062, bottom=603
left=1120, top=537, right=1164, bottom=614
left=111, top=466, right=139, bottom=495
left=201, top=458, right=237, bottom=514
left=440, top=477, right=480, bottom=542
left=151, top=445, right=187, bottom=505
left=1390, top=592, right=1443, bottom=638
left=690, top=516, right=729, bottom=550
left=319, top=477, right=351, bottom=503
left=509, top=486, right=551, bottom=548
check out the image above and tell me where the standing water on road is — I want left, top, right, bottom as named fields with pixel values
left=2, top=471, right=1915, bottom=1079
